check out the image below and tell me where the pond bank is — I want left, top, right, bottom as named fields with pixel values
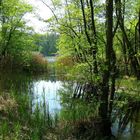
left=0, top=70, right=140, bottom=140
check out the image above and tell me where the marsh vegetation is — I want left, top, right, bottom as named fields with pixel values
left=0, top=0, right=140, bottom=139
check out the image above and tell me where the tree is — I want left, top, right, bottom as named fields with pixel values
left=44, top=0, right=140, bottom=137
left=115, top=0, right=140, bottom=78
left=0, top=0, right=33, bottom=57
left=35, top=33, right=58, bottom=56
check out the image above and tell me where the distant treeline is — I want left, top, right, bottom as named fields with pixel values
left=35, top=33, right=59, bottom=56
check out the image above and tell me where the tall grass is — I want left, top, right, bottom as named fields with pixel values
left=0, top=52, right=48, bottom=73
left=25, top=52, right=48, bottom=73
left=56, top=55, right=75, bottom=75
left=0, top=89, right=58, bottom=140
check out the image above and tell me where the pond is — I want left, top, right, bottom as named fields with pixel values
left=31, top=79, right=62, bottom=114
left=0, top=72, right=63, bottom=115
left=0, top=71, right=140, bottom=140
left=46, top=56, right=57, bottom=63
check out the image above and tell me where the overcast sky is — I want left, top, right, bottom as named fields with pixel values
left=25, top=0, right=105, bottom=33
left=25, top=0, right=53, bottom=33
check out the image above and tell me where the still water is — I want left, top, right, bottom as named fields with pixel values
left=31, top=79, right=62, bottom=114
left=0, top=72, right=63, bottom=114
left=0, top=71, right=140, bottom=139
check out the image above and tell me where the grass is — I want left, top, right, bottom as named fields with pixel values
left=0, top=90, right=58, bottom=140
left=55, top=55, right=75, bottom=75
left=1, top=74, right=140, bottom=140
left=0, top=52, right=48, bottom=73
left=116, top=76, right=140, bottom=99
left=0, top=79, right=100, bottom=140
left=23, top=52, right=48, bottom=73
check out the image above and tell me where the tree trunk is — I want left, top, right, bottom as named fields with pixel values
left=99, top=0, right=115, bottom=137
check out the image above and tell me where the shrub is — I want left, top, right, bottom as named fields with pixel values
left=56, top=55, right=75, bottom=74
left=24, top=52, right=48, bottom=73
left=0, top=52, right=48, bottom=73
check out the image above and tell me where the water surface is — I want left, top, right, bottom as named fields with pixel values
left=0, top=71, right=140, bottom=139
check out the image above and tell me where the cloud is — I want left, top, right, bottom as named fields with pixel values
left=25, top=0, right=53, bottom=33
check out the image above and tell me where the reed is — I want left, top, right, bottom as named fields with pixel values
left=0, top=88, right=58, bottom=139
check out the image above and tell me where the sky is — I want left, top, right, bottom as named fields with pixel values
left=25, top=0, right=53, bottom=33
left=25, top=0, right=105, bottom=33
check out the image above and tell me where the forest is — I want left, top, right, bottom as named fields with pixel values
left=0, top=0, right=140, bottom=140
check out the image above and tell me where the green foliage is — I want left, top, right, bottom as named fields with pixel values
left=56, top=55, right=75, bottom=74
left=0, top=88, right=58, bottom=139
left=0, top=0, right=33, bottom=55
left=0, top=0, right=49, bottom=72
left=35, top=33, right=59, bottom=56
left=116, top=77, right=140, bottom=98
left=22, top=52, right=48, bottom=73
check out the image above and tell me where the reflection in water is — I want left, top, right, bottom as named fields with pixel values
left=0, top=72, right=63, bottom=114
left=31, top=80, right=62, bottom=114
left=59, top=83, right=140, bottom=140
left=0, top=71, right=140, bottom=139
left=112, top=100, right=140, bottom=140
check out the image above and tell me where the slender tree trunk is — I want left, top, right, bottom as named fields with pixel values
left=100, top=0, right=114, bottom=119
left=80, top=0, right=98, bottom=74
left=122, top=0, right=129, bottom=75
left=89, top=0, right=98, bottom=73
left=99, top=0, right=115, bottom=137
left=116, top=0, right=140, bottom=79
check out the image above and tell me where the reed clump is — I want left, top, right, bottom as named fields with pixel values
left=24, top=52, right=48, bottom=73
left=0, top=52, right=48, bottom=73
left=0, top=91, right=58, bottom=140
left=56, top=55, right=75, bottom=74
left=0, top=93, right=18, bottom=113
